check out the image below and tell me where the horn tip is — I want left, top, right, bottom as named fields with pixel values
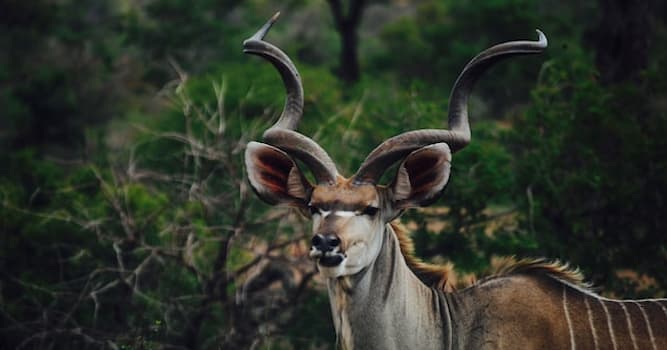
left=535, top=29, right=548, bottom=48
left=247, top=12, right=282, bottom=42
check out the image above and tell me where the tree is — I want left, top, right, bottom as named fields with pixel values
left=327, top=0, right=368, bottom=83
left=0, top=70, right=330, bottom=349
left=586, top=0, right=653, bottom=84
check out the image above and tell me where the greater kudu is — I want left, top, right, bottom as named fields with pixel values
left=243, top=13, right=667, bottom=350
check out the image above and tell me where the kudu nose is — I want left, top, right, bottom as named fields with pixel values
left=311, top=234, right=340, bottom=252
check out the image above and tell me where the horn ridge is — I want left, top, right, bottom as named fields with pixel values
left=244, top=13, right=338, bottom=184
left=243, top=12, right=303, bottom=130
left=353, top=30, right=548, bottom=185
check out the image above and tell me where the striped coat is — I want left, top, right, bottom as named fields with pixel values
left=325, top=223, right=667, bottom=350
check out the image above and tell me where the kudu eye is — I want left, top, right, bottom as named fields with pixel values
left=308, top=205, right=320, bottom=215
left=362, top=206, right=379, bottom=216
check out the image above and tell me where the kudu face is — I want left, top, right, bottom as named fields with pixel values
left=307, top=145, right=451, bottom=277
left=307, top=181, right=385, bottom=277
left=244, top=13, right=546, bottom=278
left=246, top=142, right=452, bottom=278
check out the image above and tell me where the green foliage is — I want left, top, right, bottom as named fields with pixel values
left=0, top=0, right=126, bottom=152
left=407, top=121, right=535, bottom=273
left=2, top=0, right=667, bottom=348
left=1, top=66, right=329, bottom=348
left=510, top=46, right=667, bottom=296
left=125, top=0, right=245, bottom=63
left=378, top=0, right=538, bottom=80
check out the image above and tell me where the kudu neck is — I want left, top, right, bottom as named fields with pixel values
left=326, top=224, right=452, bottom=350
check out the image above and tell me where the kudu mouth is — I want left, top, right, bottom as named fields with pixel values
left=318, top=255, right=345, bottom=267
left=309, top=249, right=346, bottom=267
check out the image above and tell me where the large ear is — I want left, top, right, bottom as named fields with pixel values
left=245, top=141, right=312, bottom=207
left=391, top=143, right=452, bottom=209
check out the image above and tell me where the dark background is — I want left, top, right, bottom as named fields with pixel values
left=2, top=0, right=666, bottom=348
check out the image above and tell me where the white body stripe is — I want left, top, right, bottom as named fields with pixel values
left=584, top=297, right=599, bottom=350
left=620, top=302, right=638, bottom=350
left=634, top=301, right=657, bottom=350
left=600, top=299, right=618, bottom=350
left=654, top=300, right=667, bottom=320
left=563, top=286, right=576, bottom=350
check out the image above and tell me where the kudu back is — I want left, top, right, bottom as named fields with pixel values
left=243, top=13, right=667, bottom=350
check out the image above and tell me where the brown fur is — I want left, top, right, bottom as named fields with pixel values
left=483, top=256, right=592, bottom=290
left=391, top=222, right=459, bottom=291
left=391, top=221, right=593, bottom=293
left=311, top=178, right=377, bottom=209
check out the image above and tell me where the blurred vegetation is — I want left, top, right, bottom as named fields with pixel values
left=1, top=0, right=666, bottom=348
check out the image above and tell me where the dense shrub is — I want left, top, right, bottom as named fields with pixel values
left=2, top=0, right=666, bottom=348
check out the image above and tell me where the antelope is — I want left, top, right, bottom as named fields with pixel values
left=243, top=13, right=667, bottom=350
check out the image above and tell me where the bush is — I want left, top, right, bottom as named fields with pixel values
left=510, top=46, right=667, bottom=297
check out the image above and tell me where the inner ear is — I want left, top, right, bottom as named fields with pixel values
left=391, top=143, right=452, bottom=209
left=245, top=141, right=312, bottom=207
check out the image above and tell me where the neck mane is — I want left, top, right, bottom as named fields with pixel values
left=390, top=221, right=594, bottom=294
